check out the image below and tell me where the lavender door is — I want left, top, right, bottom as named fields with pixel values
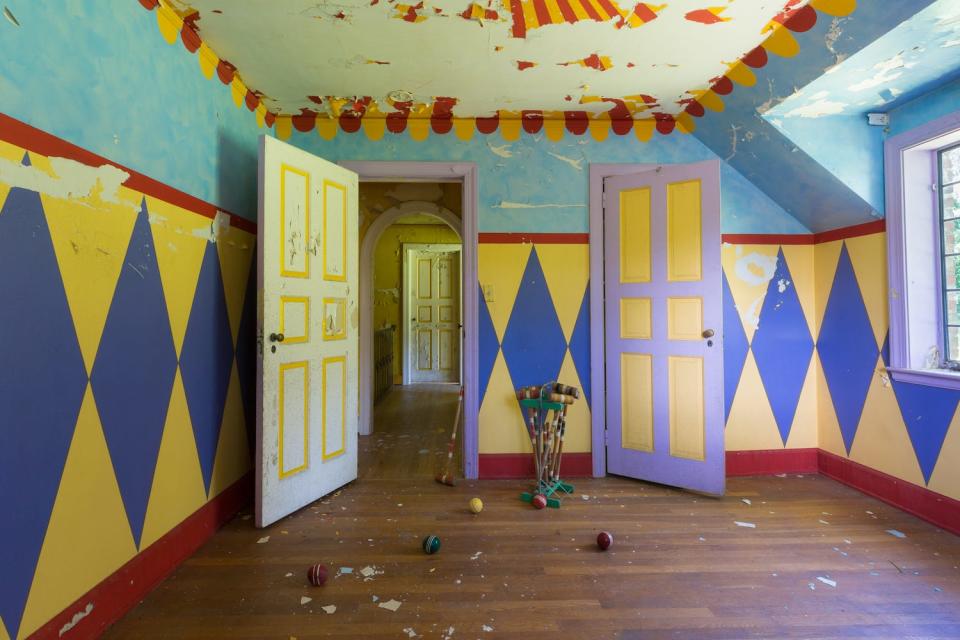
left=604, top=161, right=724, bottom=494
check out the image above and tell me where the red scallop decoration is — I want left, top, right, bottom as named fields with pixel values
left=711, top=75, right=734, bottom=95
left=180, top=26, right=202, bottom=53
left=653, top=113, right=675, bottom=135
left=244, top=91, right=259, bottom=112
left=521, top=111, right=544, bottom=134
left=386, top=110, right=410, bottom=134
left=611, top=118, right=633, bottom=136
left=339, top=112, right=363, bottom=133
left=264, top=112, right=276, bottom=128
left=563, top=111, right=589, bottom=135
left=138, top=0, right=159, bottom=9
left=475, top=114, right=500, bottom=135
left=216, top=60, right=236, bottom=84
left=292, top=109, right=318, bottom=132
left=431, top=97, right=457, bottom=134
left=742, top=46, right=768, bottom=69
left=783, top=4, right=817, bottom=32
left=685, top=101, right=706, bottom=118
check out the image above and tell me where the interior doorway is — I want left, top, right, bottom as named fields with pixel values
left=344, top=161, right=479, bottom=479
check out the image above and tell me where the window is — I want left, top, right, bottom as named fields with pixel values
left=939, top=144, right=960, bottom=364
left=885, top=111, right=960, bottom=389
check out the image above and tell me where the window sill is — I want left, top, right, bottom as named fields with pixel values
left=887, top=366, right=960, bottom=390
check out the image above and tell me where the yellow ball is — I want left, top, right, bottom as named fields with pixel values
left=469, top=497, right=483, bottom=514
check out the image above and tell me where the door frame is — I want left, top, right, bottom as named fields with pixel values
left=588, top=163, right=657, bottom=478
left=340, top=161, right=479, bottom=479
left=401, top=242, right=463, bottom=385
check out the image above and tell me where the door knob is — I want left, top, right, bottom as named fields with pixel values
left=702, top=329, right=715, bottom=338
left=269, top=332, right=285, bottom=343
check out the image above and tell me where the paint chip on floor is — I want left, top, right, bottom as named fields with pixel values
left=817, top=576, right=837, bottom=587
left=886, top=529, right=906, bottom=538
left=321, top=604, right=336, bottom=614
left=403, top=628, right=418, bottom=638
left=378, top=598, right=402, bottom=611
left=284, top=572, right=293, bottom=578
left=734, top=521, right=756, bottom=528
left=482, top=625, right=494, bottom=632
left=257, top=536, right=270, bottom=544
left=819, top=519, right=830, bottom=525
left=339, top=567, right=353, bottom=575
left=741, top=498, right=752, bottom=505
left=300, top=596, right=312, bottom=605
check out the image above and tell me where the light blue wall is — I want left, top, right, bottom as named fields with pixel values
left=0, top=0, right=264, bottom=220
left=888, top=77, right=960, bottom=139
left=770, top=115, right=885, bottom=213
left=285, top=129, right=809, bottom=235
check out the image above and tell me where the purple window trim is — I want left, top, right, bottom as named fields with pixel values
left=885, top=110, right=960, bottom=390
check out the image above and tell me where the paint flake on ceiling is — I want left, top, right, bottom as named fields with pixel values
left=142, top=0, right=857, bottom=139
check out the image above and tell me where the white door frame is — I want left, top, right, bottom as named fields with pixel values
left=341, top=160, right=479, bottom=479
left=402, top=242, right=463, bottom=385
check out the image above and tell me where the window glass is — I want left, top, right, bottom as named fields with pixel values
left=940, top=144, right=960, bottom=362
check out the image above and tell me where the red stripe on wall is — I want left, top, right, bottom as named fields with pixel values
left=479, top=453, right=593, bottom=478
left=818, top=450, right=960, bottom=536
left=28, top=475, right=252, bottom=640
left=722, top=219, right=887, bottom=246
left=0, top=112, right=257, bottom=235
left=726, top=448, right=819, bottom=476
left=478, top=232, right=589, bottom=244
left=812, top=219, right=886, bottom=244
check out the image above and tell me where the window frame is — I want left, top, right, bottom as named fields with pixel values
left=938, top=142, right=960, bottom=366
left=885, top=110, right=960, bottom=390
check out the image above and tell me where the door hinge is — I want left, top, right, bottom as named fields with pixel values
left=604, top=430, right=609, bottom=445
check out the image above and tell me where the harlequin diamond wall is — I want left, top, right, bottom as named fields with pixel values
left=0, top=142, right=256, bottom=640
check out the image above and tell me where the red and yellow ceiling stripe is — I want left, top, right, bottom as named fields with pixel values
left=139, top=0, right=856, bottom=144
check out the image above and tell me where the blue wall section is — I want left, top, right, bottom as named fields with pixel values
left=285, top=127, right=808, bottom=234
left=888, top=77, right=960, bottom=138
left=0, top=1, right=264, bottom=219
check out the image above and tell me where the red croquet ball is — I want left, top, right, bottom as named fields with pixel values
left=532, top=494, right=547, bottom=509
left=307, top=563, right=328, bottom=586
left=597, top=531, right=613, bottom=550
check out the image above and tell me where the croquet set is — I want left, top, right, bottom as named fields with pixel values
left=516, top=381, right=580, bottom=508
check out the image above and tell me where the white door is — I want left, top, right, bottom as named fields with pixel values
left=403, top=244, right=461, bottom=384
left=256, top=135, right=358, bottom=527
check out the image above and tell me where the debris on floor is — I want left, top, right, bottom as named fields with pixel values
left=321, top=605, right=336, bottom=614
left=817, top=576, right=837, bottom=587
left=734, top=521, right=756, bottom=528
left=300, top=596, right=312, bottom=606
left=403, top=628, right=418, bottom=638
left=378, top=598, right=402, bottom=611
left=887, top=529, right=907, bottom=538
left=741, top=498, right=752, bottom=505
left=256, top=536, right=270, bottom=544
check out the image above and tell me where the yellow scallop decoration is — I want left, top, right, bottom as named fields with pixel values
left=453, top=118, right=476, bottom=141
left=317, top=117, right=339, bottom=141
left=762, top=24, right=800, bottom=58
left=230, top=77, right=247, bottom=109
left=275, top=115, right=293, bottom=140
left=499, top=111, right=522, bottom=142
left=255, top=104, right=267, bottom=128
left=697, top=90, right=725, bottom=113
left=543, top=116, right=565, bottom=142
left=408, top=117, right=431, bottom=142
left=588, top=114, right=610, bottom=142
left=156, top=2, right=183, bottom=45
left=811, top=0, right=856, bottom=17
left=197, top=42, right=219, bottom=79
left=362, top=116, right=386, bottom=141
left=634, top=118, right=655, bottom=142
left=675, top=111, right=696, bottom=134
left=726, top=61, right=757, bottom=87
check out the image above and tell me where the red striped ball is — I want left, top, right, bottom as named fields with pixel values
left=307, top=563, right=328, bottom=586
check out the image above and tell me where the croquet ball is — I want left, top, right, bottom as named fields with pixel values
left=597, top=531, right=613, bottom=551
left=307, top=563, right=328, bottom=586
left=532, top=494, right=547, bottom=509
left=469, top=497, right=483, bottom=514
left=423, top=535, right=441, bottom=554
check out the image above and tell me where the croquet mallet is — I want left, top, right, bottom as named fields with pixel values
left=435, top=385, right=464, bottom=486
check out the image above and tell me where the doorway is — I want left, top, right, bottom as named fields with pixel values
left=344, top=161, right=479, bottom=479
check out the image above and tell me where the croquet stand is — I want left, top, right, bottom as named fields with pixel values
left=518, top=397, right=575, bottom=509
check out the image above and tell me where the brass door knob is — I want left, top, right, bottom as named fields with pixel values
left=269, top=332, right=285, bottom=343
left=702, top=329, right=715, bottom=339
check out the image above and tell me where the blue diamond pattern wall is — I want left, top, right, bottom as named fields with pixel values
left=0, top=141, right=257, bottom=640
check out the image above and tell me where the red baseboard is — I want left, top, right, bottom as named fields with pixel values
left=725, top=448, right=819, bottom=476
left=28, top=474, right=253, bottom=640
left=818, top=450, right=960, bottom=536
left=478, top=452, right=593, bottom=479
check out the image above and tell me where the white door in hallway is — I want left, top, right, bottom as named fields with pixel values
left=403, top=244, right=461, bottom=384
left=256, top=135, right=358, bottom=527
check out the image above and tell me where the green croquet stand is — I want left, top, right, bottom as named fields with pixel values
left=518, top=397, right=575, bottom=509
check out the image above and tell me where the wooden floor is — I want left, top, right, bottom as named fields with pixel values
left=106, top=386, right=960, bottom=639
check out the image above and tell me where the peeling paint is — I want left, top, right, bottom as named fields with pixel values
left=547, top=151, right=583, bottom=171
left=734, top=252, right=777, bottom=286
left=191, top=210, right=231, bottom=243
left=0, top=155, right=132, bottom=208
left=487, top=142, right=513, bottom=158
left=59, top=602, right=93, bottom=637
left=685, top=6, right=730, bottom=25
